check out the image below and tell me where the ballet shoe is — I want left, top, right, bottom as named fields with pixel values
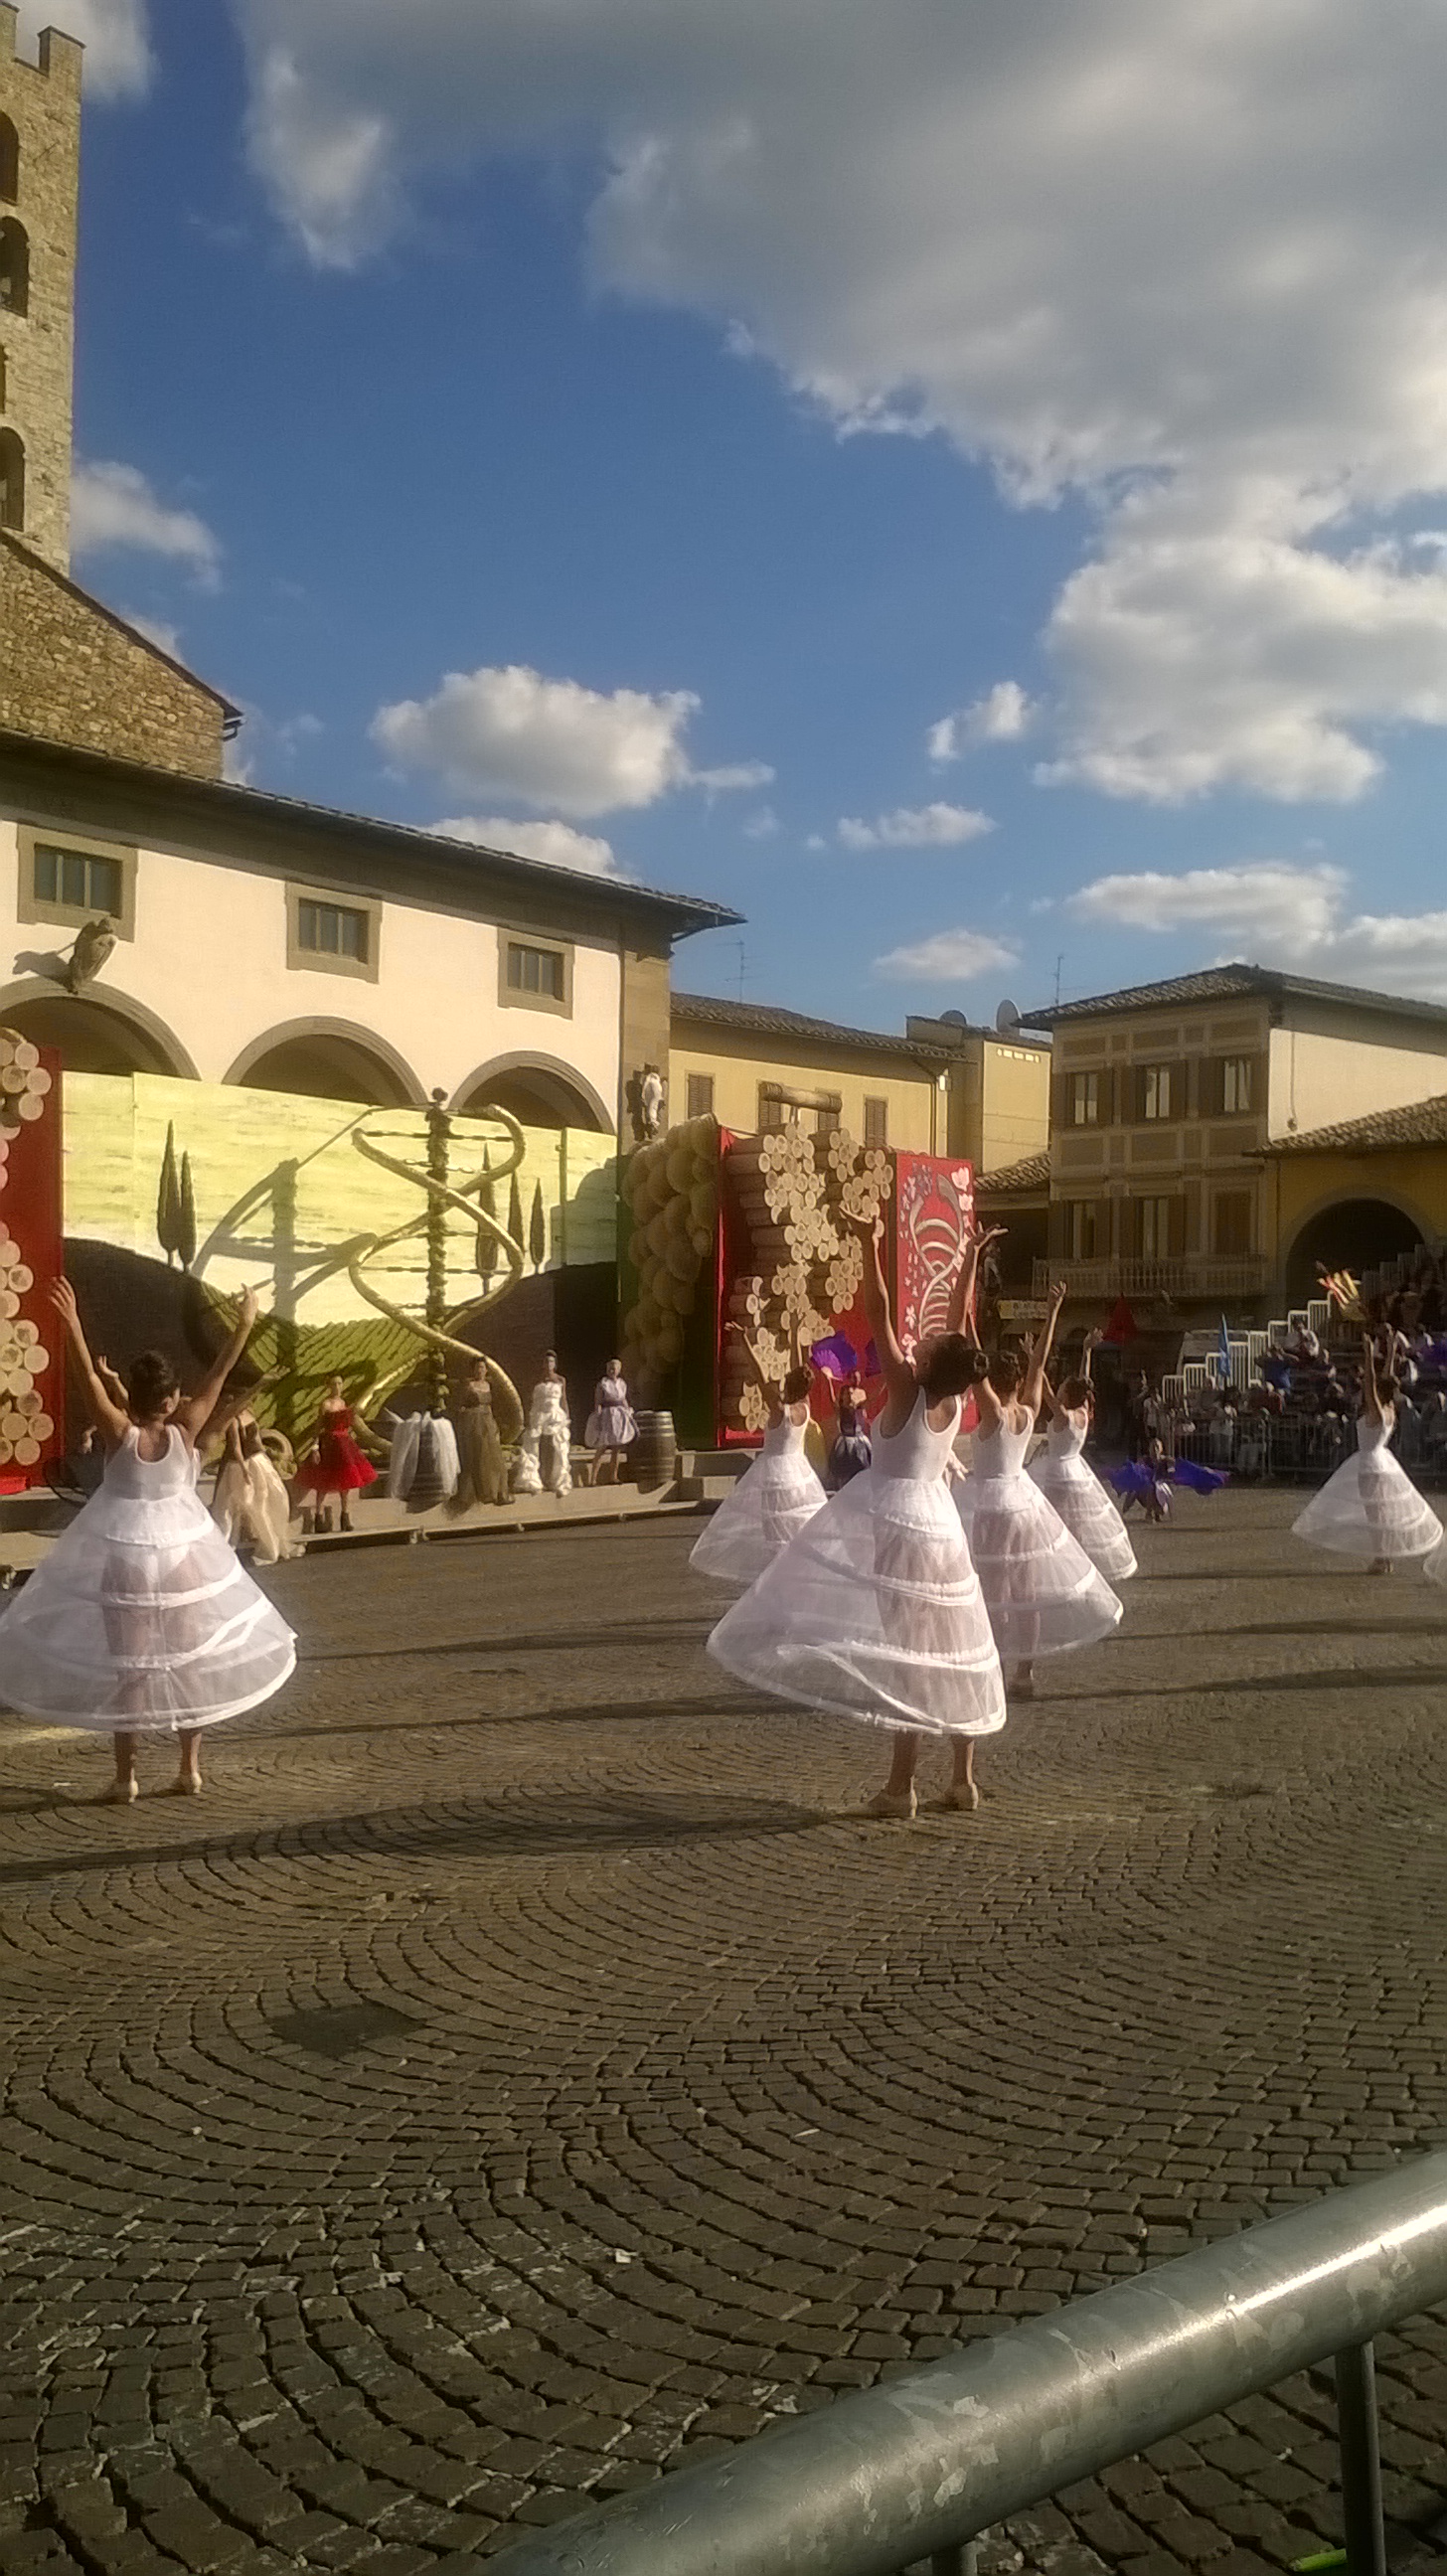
left=933, top=1781, right=981, bottom=1814
left=99, top=1777, right=138, bottom=1803
left=854, top=1786, right=917, bottom=1821
left=167, top=1775, right=203, bottom=1797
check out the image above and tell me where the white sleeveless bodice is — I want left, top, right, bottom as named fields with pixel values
left=1045, top=1409, right=1088, bottom=1462
left=1357, top=1408, right=1393, bottom=1456
left=762, top=1408, right=809, bottom=1459
left=874, top=1388, right=961, bottom=1484
left=105, top=1423, right=194, bottom=1501
left=972, top=1412, right=1034, bottom=1480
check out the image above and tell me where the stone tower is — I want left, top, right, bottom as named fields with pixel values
left=0, top=9, right=81, bottom=573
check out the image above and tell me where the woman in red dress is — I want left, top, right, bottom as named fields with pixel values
left=296, top=1375, right=378, bottom=1534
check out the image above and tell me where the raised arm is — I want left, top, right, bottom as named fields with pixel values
left=177, top=1287, right=259, bottom=1441
left=856, top=1217, right=915, bottom=1412
left=1081, top=1325, right=1102, bottom=1384
left=1023, top=1280, right=1068, bottom=1418
left=945, top=1223, right=1004, bottom=1338
left=1360, top=1331, right=1383, bottom=1424
left=50, top=1278, right=129, bottom=1452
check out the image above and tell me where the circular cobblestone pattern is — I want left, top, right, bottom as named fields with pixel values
left=2, top=1490, right=1447, bottom=2576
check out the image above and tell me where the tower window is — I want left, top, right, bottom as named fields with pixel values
left=0, top=218, right=27, bottom=317
left=0, top=426, right=23, bottom=532
left=0, top=118, right=16, bottom=206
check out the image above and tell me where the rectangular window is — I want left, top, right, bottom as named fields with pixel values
left=297, top=898, right=369, bottom=964
left=1139, top=1063, right=1174, bottom=1122
left=1213, top=1191, right=1253, bottom=1255
left=20, top=828, right=137, bottom=940
left=1135, top=1195, right=1177, bottom=1257
left=1220, top=1055, right=1253, bottom=1115
left=1069, top=1070, right=1099, bottom=1127
left=758, top=1086, right=785, bottom=1130
left=864, top=1095, right=888, bottom=1147
left=685, top=1071, right=715, bottom=1119
left=1066, top=1199, right=1103, bottom=1260
left=498, top=932, right=571, bottom=1015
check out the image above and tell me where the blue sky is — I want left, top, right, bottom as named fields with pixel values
left=43, top=0, right=1447, bottom=1025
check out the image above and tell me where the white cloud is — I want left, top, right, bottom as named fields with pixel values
left=875, top=926, right=1020, bottom=983
left=121, top=610, right=182, bottom=660
left=72, top=462, right=220, bottom=584
left=17, top=0, right=151, bottom=98
left=693, top=760, right=775, bottom=793
left=373, top=664, right=697, bottom=817
left=236, top=0, right=1447, bottom=806
left=839, top=802, right=994, bottom=851
left=928, top=682, right=1036, bottom=763
left=741, top=805, right=780, bottom=839
left=434, top=813, right=620, bottom=877
left=1066, top=859, right=1447, bottom=1001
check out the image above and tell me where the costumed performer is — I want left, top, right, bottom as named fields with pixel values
left=451, top=1357, right=509, bottom=1510
left=954, top=1278, right=1122, bottom=1701
left=296, top=1374, right=379, bottom=1535
left=585, top=1361, right=637, bottom=1486
left=709, top=1217, right=1006, bottom=1822
left=1293, top=1332, right=1442, bottom=1573
left=689, top=1338, right=826, bottom=1585
left=0, top=1281, right=295, bottom=1801
left=1030, top=1327, right=1137, bottom=1582
left=828, top=1369, right=875, bottom=1491
left=513, top=1353, right=572, bottom=1497
left=213, top=1413, right=300, bottom=1564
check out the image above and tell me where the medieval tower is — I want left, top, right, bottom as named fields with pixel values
left=0, top=7, right=80, bottom=573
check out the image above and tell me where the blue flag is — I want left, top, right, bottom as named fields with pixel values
left=1217, top=1314, right=1232, bottom=1384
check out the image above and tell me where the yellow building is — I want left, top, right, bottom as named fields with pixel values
left=1023, top=964, right=1447, bottom=1321
left=1261, top=1092, right=1447, bottom=1306
left=670, top=993, right=1050, bottom=1166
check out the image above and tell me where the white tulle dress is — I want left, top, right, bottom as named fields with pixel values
left=513, top=1379, right=571, bottom=1497
left=956, top=1411, right=1123, bottom=1665
left=708, top=1388, right=1006, bottom=1737
left=690, top=1407, right=827, bottom=1585
left=0, top=1425, right=296, bottom=1733
left=1293, top=1408, right=1443, bottom=1562
left=1029, top=1407, right=1138, bottom=1583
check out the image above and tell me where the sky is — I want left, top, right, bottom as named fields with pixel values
left=33, top=0, right=1447, bottom=1027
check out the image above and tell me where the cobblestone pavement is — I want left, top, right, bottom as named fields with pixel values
left=3, top=1491, right=1447, bottom=2576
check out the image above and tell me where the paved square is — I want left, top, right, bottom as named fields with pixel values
left=2, top=1492, right=1446, bottom=2575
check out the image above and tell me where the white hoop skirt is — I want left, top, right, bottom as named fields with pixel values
left=690, top=1445, right=827, bottom=1586
left=1293, top=1447, right=1443, bottom=1562
left=708, top=1470, right=1006, bottom=1736
left=956, top=1473, right=1123, bottom=1663
left=0, top=1477, right=296, bottom=1733
left=1029, top=1451, right=1138, bottom=1583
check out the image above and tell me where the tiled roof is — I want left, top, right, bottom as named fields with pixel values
left=671, top=992, right=952, bottom=1060
left=1264, top=1092, right=1447, bottom=1156
left=976, top=1151, right=1051, bottom=1194
left=1023, top=963, right=1447, bottom=1031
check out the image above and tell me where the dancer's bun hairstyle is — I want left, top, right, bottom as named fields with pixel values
left=127, top=1350, right=179, bottom=1416
left=987, top=1348, right=1027, bottom=1397
left=917, top=1334, right=990, bottom=1400
left=782, top=1365, right=813, bottom=1404
left=1057, top=1374, right=1093, bottom=1409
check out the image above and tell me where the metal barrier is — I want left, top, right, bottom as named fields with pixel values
left=488, top=2151, right=1447, bottom=2576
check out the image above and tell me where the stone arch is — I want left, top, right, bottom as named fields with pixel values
left=0, top=424, right=22, bottom=533
left=226, top=1019, right=425, bottom=1109
left=1282, top=1191, right=1432, bottom=1307
left=0, top=116, right=17, bottom=206
left=0, top=216, right=28, bottom=316
left=449, top=1049, right=612, bottom=1132
left=0, top=978, right=199, bottom=1078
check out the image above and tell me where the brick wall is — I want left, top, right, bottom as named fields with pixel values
left=0, top=536, right=228, bottom=779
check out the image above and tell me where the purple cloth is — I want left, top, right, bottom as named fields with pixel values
left=1171, top=1457, right=1228, bottom=1494
left=1109, top=1460, right=1156, bottom=1502
left=810, top=1333, right=859, bottom=1379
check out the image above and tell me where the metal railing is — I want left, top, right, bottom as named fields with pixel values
left=488, top=2151, right=1447, bottom=2576
left=1035, top=1255, right=1270, bottom=1299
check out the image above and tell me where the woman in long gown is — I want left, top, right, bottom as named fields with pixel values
left=451, top=1358, right=508, bottom=1510
left=690, top=1338, right=826, bottom=1585
left=0, top=1281, right=295, bottom=1800
left=709, top=1219, right=1007, bottom=1820
left=955, top=1282, right=1123, bottom=1699
left=513, top=1354, right=571, bottom=1497
left=1294, top=1333, right=1443, bottom=1573
left=585, top=1362, right=638, bottom=1486
left=1030, top=1329, right=1137, bottom=1583
left=213, top=1413, right=299, bottom=1565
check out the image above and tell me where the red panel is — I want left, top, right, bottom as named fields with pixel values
left=0, top=1046, right=65, bottom=1488
left=892, top=1151, right=977, bottom=1350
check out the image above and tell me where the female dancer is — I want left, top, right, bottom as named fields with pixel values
left=451, top=1357, right=508, bottom=1510
left=955, top=1281, right=1122, bottom=1698
left=828, top=1368, right=874, bottom=1491
left=513, top=1354, right=571, bottom=1497
left=213, top=1413, right=299, bottom=1565
left=1294, top=1332, right=1442, bottom=1572
left=1030, top=1328, right=1137, bottom=1583
left=296, top=1374, right=378, bottom=1534
left=690, top=1332, right=826, bottom=1584
left=585, top=1361, right=638, bottom=1486
left=0, top=1281, right=295, bottom=1799
left=709, top=1219, right=1005, bottom=1819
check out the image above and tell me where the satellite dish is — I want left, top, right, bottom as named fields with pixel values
left=940, top=1008, right=969, bottom=1028
left=995, top=998, right=1022, bottom=1035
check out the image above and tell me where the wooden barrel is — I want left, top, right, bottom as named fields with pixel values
left=632, top=1409, right=678, bottom=1492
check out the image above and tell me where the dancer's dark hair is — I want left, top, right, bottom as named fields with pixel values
left=1377, top=1370, right=1400, bottom=1404
left=1057, top=1373, right=1093, bottom=1409
left=987, top=1348, right=1026, bottom=1397
left=127, top=1350, right=179, bottom=1417
left=917, top=1334, right=990, bottom=1401
left=782, top=1365, right=813, bottom=1404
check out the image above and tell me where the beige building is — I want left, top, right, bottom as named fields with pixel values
left=671, top=993, right=1049, bottom=1166
left=1024, top=964, right=1447, bottom=1318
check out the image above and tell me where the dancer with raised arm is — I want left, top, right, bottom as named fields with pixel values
left=690, top=1330, right=825, bottom=1584
left=0, top=1282, right=295, bottom=1800
left=955, top=1282, right=1122, bottom=1700
left=1030, top=1326, right=1137, bottom=1583
left=1294, top=1331, right=1442, bottom=1574
left=709, top=1217, right=1005, bottom=1820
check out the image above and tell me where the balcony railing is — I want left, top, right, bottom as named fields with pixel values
left=1034, top=1254, right=1270, bottom=1301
